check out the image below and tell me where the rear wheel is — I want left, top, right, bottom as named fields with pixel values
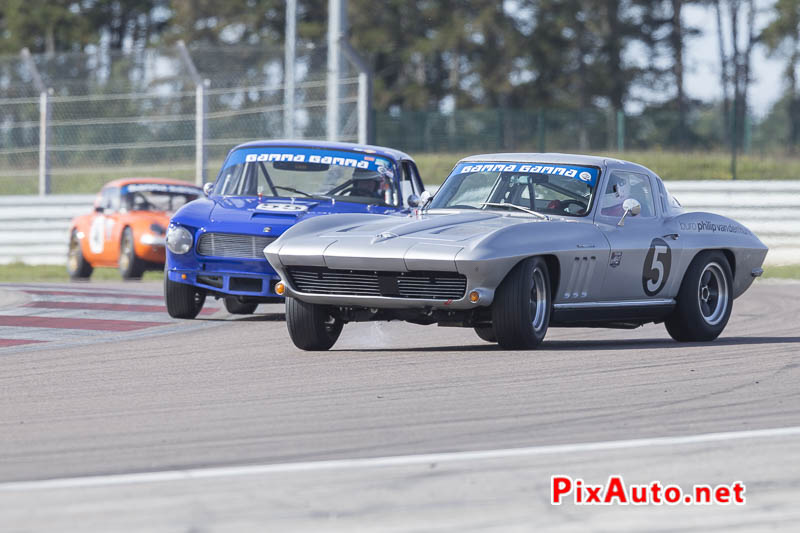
left=285, top=297, right=343, bottom=351
left=224, top=296, right=258, bottom=315
left=119, top=227, right=146, bottom=279
left=67, top=230, right=93, bottom=280
left=492, top=257, right=551, bottom=350
left=164, top=273, right=206, bottom=319
left=665, top=250, right=732, bottom=342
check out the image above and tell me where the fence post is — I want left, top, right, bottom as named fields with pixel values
left=21, top=48, right=50, bottom=195
left=284, top=0, right=296, bottom=139
left=327, top=0, right=348, bottom=141
left=617, top=110, right=625, bottom=152
left=177, top=41, right=207, bottom=185
left=340, top=37, right=372, bottom=145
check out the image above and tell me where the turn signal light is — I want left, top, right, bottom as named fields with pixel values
left=275, top=281, right=286, bottom=295
left=469, top=290, right=480, bottom=303
left=181, top=273, right=187, bottom=280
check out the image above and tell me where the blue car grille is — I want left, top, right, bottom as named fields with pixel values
left=196, top=233, right=276, bottom=259
left=287, top=267, right=467, bottom=300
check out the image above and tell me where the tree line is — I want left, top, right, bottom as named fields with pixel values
left=2, top=1, right=800, bottom=152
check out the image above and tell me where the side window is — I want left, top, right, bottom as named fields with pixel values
left=401, top=160, right=424, bottom=195
left=400, top=160, right=423, bottom=204
left=599, top=171, right=656, bottom=218
left=100, top=187, right=119, bottom=212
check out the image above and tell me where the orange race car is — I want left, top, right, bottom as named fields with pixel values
left=67, top=178, right=202, bottom=279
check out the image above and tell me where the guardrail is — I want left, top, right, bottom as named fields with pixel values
left=1, top=180, right=798, bottom=266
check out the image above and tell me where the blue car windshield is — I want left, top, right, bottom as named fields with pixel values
left=429, top=162, right=600, bottom=217
left=213, top=147, right=400, bottom=206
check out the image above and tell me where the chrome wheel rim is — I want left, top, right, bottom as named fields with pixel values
left=530, top=266, right=547, bottom=332
left=698, top=262, right=728, bottom=326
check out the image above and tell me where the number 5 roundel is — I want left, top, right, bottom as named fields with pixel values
left=642, top=238, right=671, bottom=296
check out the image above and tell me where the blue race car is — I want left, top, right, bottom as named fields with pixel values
left=164, top=140, right=427, bottom=318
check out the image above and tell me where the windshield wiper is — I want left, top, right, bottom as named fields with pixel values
left=480, top=202, right=549, bottom=220
left=273, top=186, right=332, bottom=201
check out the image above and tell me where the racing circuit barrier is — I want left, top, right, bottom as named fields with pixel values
left=0, top=181, right=799, bottom=266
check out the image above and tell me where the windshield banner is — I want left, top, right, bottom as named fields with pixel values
left=455, top=162, right=599, bottom=186
left=122, top=183, right=200, bottom=195
left=229, top=147, right=394, bottom=173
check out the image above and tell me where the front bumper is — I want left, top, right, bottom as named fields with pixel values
left=166, top=254, right=283, bottom=299
left=278, top=277, right=495, bottom=310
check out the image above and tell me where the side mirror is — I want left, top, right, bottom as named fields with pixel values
left=94, top=205, right=104, bottom=213
left=407, top=194, right=421, bottom=207
left=617, top=198, right=641, bottom=227
left=203, top=182, right=214, bottom=197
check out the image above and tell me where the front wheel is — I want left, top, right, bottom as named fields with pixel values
left=164, top=274, right=206, bottom=319
left=67, top=230, right=93, bottom=280
left=492, top=257, right=551, bottom=350
left=119, top=227, right=146, bottom=279
left=285, top=297, right=343, bottom=351
left=665, top=251, right=733, bottom=342
left=224, top=296, right=258, bottom=315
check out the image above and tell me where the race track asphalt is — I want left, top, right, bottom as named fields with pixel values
left=0, top=280, right=798, bottom=531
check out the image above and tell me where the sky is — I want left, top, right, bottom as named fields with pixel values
left=683, top=1, right=783, bottom=117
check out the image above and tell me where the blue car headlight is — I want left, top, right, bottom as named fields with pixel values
left=166, top=225, right=193, bottom=254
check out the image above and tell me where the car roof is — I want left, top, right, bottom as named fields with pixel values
left=231, top=139, right=413, bottom=162
left=103, top=177, right=201, bottom=189
left=458, top=152, right=655, bottom=175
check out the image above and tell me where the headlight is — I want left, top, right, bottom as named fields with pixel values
left=166, top=225, right=193, bottom=254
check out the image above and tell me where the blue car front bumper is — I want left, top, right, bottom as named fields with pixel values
left=166, top=254, right=284, bottom=301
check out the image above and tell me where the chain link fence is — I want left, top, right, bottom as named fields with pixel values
left=0, top=44, right=363, bottom=195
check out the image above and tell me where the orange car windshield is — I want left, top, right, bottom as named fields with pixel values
left=121, top=184, right=200, bottom=213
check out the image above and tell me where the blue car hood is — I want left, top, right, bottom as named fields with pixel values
left=199, top=197, right=399, bottom=236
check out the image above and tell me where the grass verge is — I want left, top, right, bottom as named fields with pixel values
left=761, top=264, right=800, bottom=279
left=2, top=150, right=799, bottom=194
left=0, top=262, right=163, bottom=283
left=413, top=150, right=800, bottom=185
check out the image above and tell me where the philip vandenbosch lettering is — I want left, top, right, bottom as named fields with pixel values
left=679, top=220, right=749, bottom=235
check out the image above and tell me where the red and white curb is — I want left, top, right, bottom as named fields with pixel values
left=0, top=284, right=222, bottom=350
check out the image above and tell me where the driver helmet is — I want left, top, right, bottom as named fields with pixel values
left=352, top=168, right=385, bottom=197
left=606, top=175, right=630, bottom=201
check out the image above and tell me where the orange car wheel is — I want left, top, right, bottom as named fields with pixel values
left=67, top=230, right=94, bottom=280
left=119, top=227, right=146, bottom=280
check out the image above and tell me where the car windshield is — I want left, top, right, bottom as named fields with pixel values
left=213, top=146, right=400, bottom=206
left=429, top=162, right=600, bottom=217
left=121, top=183, right=200, bottom=213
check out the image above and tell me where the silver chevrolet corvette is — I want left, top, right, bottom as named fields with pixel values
left=264, top=153, right=768, bottom=350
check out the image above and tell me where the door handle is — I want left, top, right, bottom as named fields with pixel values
left=662, top=233, right=679, bottom=240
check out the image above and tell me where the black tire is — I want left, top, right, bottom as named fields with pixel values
left=492, top=257, right=551, bottom=350
left=119, top=227, right=146, bottom=279
left=164, top=273, right=206, bottom=319
left=224, top=296, right=258, bottom=315
left=285, top=297, right=343, bottom=351
left=665, top=250, right=733, bottom=342
left=474, top=326, right=497, bottom=343
left=67, top=229, right=93, bottom=280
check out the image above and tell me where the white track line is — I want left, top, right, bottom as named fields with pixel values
left=2, top=425, right=800, bottom=492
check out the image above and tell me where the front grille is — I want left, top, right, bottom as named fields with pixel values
left=197, top=233, right=275, bottom=259
left=288, top=267, right=467, bottom=300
